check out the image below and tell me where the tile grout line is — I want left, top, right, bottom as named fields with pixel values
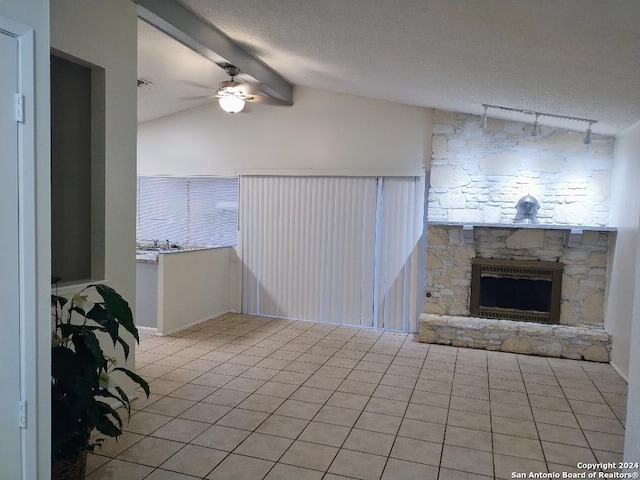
left=435, top=345, right=458, bottom=480
left=375, top=335, right=430, bottom=480
left=566, top=363, right=621, bottom=472
left=483, top=349, right=496, bottom=480
left=517, top=354, right=551, bottom=476
left=553, top=360, right=604, bottom=471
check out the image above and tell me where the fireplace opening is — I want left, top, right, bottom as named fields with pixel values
left=480, top=277, right=552, bottom=312
left=470, top=258, right=563, bottom=324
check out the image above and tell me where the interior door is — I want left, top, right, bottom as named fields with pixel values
left=0, top=28, right=23, bottom=479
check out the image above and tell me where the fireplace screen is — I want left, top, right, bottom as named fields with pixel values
left=470, top=258, right=563, bottom=324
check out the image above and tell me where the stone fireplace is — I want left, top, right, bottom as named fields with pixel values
left=419, top=224, right=614, bottom=362
left=418, top=110, right=617, bottom=362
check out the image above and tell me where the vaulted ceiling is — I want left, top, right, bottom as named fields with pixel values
left=138, top=0, right=639, bottom=134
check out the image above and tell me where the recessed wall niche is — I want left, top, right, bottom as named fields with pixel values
left=51, top=53, right=105, bottom=284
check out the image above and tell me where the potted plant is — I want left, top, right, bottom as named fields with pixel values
left=51, top=283, right=150, bottom=480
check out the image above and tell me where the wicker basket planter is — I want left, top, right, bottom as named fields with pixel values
left=51, top=449, right=87, bottom=480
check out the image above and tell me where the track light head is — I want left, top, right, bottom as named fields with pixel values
left=583, top=123, right=593, bottom=145
left=530, top=113, right=540, bottom=138
left=480, top=105, right=488, bottom=129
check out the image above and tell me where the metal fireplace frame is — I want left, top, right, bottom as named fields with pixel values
left=470, top=258, right=564, bottom=324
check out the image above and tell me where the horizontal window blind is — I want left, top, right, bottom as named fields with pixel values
left=137, top=176, right=238, bottom=247
left=240, top=175, right=425, bottom=332
left=137, top=176, right=188, bottom=243
left=189, top=177, right=239, bottom=246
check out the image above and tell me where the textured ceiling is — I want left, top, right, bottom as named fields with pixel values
left=165, top=0, right=640, bottom=135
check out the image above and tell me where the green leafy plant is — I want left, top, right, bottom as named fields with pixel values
left=51, top=284, right=150, bottom=464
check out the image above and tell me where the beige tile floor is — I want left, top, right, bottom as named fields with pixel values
left=86, top=313, right=628, bottom=480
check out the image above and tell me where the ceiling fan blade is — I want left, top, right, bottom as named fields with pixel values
left=177, top=79, right=215, bottom=90
left=245, top=95, right=287, bottom=105
left=236, top=83, right=291, bottom=106
left=179, top=94, right=215, bottom=101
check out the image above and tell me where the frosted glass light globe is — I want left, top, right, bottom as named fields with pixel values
left=219, top=94, right=245, bottom=113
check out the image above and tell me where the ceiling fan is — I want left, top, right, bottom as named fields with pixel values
left=179, top=64, right=284, bottom=113
left=216, top=64, right=285, bottom=113
left=216, top=65, right=254, bottom=113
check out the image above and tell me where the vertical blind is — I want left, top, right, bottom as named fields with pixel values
left=372, top=177, right=425, bottom=331
left=240, top=175, right=425, bottom=332
left=137, top=176, right=238, bottom=246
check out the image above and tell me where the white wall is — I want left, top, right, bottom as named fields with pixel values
left=138, top=86, right=432, bottom=175
left=51, top=0, right=138, bottom=401
left=136, top=262, right=159, bottom=329
left=606, top=122, right=640, bottom=378
left=627, top=216, right=640, bottom=460
left=0, top=2, right=50, bottom=478
left=605, top=120, right=640, bottom=460
left=159, top=249, right=231, bottom=335
left=51, top=0, right=137, bottom=304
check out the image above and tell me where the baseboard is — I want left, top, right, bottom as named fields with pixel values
left=610, top=361, right=629, bottom=383
left=137, top=326, right=158, bottom=336
left=160, top=310, right=230, bottom=336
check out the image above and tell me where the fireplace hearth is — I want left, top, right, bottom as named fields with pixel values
left=470, top=258, right=563, bottom=324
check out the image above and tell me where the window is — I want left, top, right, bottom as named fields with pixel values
left=136, top=176, right=238, bottom=247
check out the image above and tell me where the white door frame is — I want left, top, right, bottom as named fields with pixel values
left=0, top=15, right=38, bottom=480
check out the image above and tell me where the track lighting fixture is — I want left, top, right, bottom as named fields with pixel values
left=481, top=104, right=596, bottom=144
left=480, top=105, right=488, bottom=129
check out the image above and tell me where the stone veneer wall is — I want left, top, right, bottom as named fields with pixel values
left=425, top=225, right=613, bottom=328
left=428, top=111, right=615, bottom=226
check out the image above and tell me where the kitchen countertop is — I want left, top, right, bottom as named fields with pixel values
left=136, top=244, right=229, bottom=264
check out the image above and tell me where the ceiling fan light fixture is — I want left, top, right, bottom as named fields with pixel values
left=219, top=93, right=245, bottom=113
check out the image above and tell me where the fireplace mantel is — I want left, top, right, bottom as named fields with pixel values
left=428, top=221, right=617, bottom=234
